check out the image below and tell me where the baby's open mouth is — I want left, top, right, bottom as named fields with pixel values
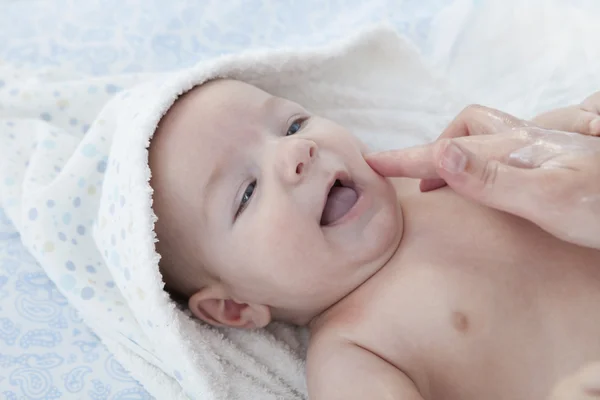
left=320, top=178, right=359, bottom=226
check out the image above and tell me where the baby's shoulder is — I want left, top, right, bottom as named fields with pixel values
left=306, top=321, right=426, bottom=399
left=307, top=310, right=370, bottom=361
left=307, top=299, right=416, bottom=370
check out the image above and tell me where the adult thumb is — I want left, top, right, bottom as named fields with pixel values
left=435, top=140, right=541, bottom=218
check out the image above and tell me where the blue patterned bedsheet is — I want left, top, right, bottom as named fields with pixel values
left=0, top=0, right=449, bottom=398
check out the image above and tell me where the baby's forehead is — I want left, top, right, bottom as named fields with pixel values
left=172, top=79, right=272, bottom=118
left=150, top=78, right=302, bottom=181
left=159, top=80, right=295, bottom=150
left=149, top=80, right=268, bottom=189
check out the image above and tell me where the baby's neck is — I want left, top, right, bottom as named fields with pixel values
left=306, top=178, right=416, bottom=332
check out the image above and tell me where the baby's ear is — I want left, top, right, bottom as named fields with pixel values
left=188, top=286, right=271, bottom=329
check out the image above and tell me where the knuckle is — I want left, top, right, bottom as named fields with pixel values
left=441, top=105, right=489, bottom=140
left=455, top=104, right=488, bottom=122
left=479, top=160, right=500, bottom=188
left=461, top=104, right=488, bottom=117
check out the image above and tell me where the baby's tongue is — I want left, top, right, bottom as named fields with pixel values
left=321, top=186, right=358, bottom=225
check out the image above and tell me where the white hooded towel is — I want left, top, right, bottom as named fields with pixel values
left=0, top=25, right=464, bottom=399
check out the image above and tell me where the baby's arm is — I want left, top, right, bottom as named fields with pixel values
left=307, top=337, right=424, bottom=400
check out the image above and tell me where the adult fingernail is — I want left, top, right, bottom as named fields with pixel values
left=441, top=143, right=467, bottom=173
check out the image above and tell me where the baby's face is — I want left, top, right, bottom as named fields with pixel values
left=150, top=79, right=402, bottom=326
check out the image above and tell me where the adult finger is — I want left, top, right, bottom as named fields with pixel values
left=434, top=139, right=553, bottom=221
left=420, top=105, right=527, bottom=191
left=367, top=133, right=529, bottom=179
left=438, top=104, right=527, bottom=141
left=580, top=91, right=600, bottom=135
left=365, top=144, right=440, bottom=179
left=533, top=106, right=600, bottom=136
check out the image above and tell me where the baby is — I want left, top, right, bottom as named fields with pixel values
left=148, top=79, right=600, bottom=400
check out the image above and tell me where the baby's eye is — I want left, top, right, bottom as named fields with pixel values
left=286, top=118, right=306, bottom=136
left=236, top=181, right=256, bottom=217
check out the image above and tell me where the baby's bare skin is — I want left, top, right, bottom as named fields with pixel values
left=149, top=79, right=600, bottom=399
left=308, top=178, right=600, bottom=400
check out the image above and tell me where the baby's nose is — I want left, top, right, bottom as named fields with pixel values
left=278, top=138, right=317, bottom=184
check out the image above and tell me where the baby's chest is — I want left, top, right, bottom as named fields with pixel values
left=345, top=250, right=600, bottom=400
left=351, top=262, right=522, bottom=354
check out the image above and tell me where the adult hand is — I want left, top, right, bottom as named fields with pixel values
left=421, top=91, right=600, bottom=192
left=533, top=90, right=600, bottom=137
left=366, top=105, right=600, bottom=250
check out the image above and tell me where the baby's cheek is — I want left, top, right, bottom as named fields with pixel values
left=368, top=202, right=402, bottom=252
left=252, top=221, right=295, bottom=260
left=262, top=207, right=307, bottom=240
